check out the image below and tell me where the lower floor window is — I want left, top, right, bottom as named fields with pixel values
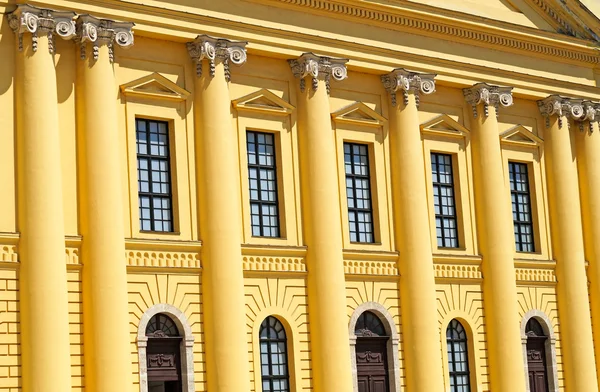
left=260, top=316, right=290, bottom=392
left=447, top=319, right=471, bottom=392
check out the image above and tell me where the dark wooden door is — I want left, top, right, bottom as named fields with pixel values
left=356, top=337, right=389, bottom=392
left=527, top=337, right=549, bottom=392
left=147, top=337, right=183, bottom=390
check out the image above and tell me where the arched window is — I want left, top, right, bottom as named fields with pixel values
left=259, top=316, right=290, bottom=392
left=446, top=319, right=471, bottom=392
left=355, top=310, right=387, bottom=337
left=146, top=313, right=180, bottom=337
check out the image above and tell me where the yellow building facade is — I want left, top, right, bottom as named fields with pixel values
left=0, top=1, right=600, bottom=391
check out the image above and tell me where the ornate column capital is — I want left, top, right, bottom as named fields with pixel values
left=538, top=95, right=600, bottom=131
left=463, top=83, right=513, bottom=119
left=288, top=52, right=348, bottom=94
left=75, top=15, right=134, bottom=63
left=380, top=68, right=436, bottom=107
left=186, top=35, right=247, bottom=82
left=8, top=5, right=76, bottom=54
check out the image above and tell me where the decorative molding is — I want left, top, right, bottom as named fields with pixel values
left=232, top=88, right=295, bottom=116
left=126, top=250, right=200, bottom=268
left=381, top=68, right=436, bottom=107
left=75, top=15, right=134, bottom=62
left=500, top=125, right=544, bottom=147
left=187, top=34, right=247, bottom=81
left=245, top=0, right=599, bottom=65
left=242, top=256, right=306, bottom=272
left=0, top=245, right=18, bottom=263
left=331, top=102, right=387, bottom=127
left=538, top=95, right=600, bottom=131
left=420, top=114, right=470, bottom=138
left=515, top=268, right=556, bottom=283
left=434, top=263, right=482, bottom=280
left=463, top=83, right=514, bottom=119
left=344, top=260, right=399, bottom=276
left=288, top=52, right=348, bottom=94
left=120, top=72, right=190, bottom=101
left=8, top=5, right=76, bottom=53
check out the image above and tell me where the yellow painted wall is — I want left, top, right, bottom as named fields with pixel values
left=1, top=0, right=599, bottom=391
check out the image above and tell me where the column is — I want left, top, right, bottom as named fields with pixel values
left=187, top=35, right=250, bottom=392
left=75, top=16, right=135, bottom=392
left=381, top=69, right=445, bottom=391
left=539, top=96, right=599, bottom=391
left=464, top=84, right=526, bottom=392
left=575, top=101, right=600, bottom=387
left=288, top=53, right=354, bottom=391
left=9, top=5, right=75, bottom=392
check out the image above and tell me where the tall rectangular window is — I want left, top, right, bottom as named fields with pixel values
left=247, top=131, right=280, bottom=237
left=431, top=153, right=459, bottom=248
left=136, top=119, right=173, bottom=232
left=344, top=142, right=375, bottom=243
left=509, top=162, right=535, bottom=252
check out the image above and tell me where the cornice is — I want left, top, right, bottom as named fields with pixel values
left=248, top=0, right=599, bottom=65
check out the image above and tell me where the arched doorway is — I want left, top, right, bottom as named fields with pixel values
left=146, top=313, right=183, bottom=392
left=354, top=311, right=390, bottom=392
left=526, top=318, right=549, bottom=392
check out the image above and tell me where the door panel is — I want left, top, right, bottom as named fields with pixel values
left=527, top=337, right=549, bottom=392
left=355, top=337, right=389, bottom=392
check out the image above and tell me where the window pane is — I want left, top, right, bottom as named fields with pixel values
left=446, top=319, right=471, bottom=392
left=509, top=162, right=535, bottom=252
left=259, top=316, right=290, bottom=392
left=247, top=131, right=281, bottom=238
left=344, top=142, right=375, bottom=243
left=136, top=119, right=174, bottom=232
left=431, top=153, right=459, bottom=248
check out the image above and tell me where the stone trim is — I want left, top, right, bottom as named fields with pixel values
left=463, top=83, right=514, bottom=119
left=521, top=310, right=559, bottom=392
left=137, top=304, right=195, bottom=392
left=8, top=5, right=76, bottom=53
left=348, top=302, right=401, bottom=392
left=187, top=35, right=247, bottom=81
left=538, top=95, right=600, bottom=131
left=381, top=68, right=436, bottom=107
left=75, top=15, right=134, bottom=62
left=288, top=52, right=348, bottom=94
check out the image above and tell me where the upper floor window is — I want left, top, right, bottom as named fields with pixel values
left=431, top=153, right=459, bottom=248
left=136, top=119, right=174, bottom=232
left=446, top=319, right=471, bottom=392
left=247, top=131, right=280, bottom=237
left=259, top=316, right=290, bottom=392
left=509, top=162, right=535, bottom=252
left=344, top=142, right=375, bottom=243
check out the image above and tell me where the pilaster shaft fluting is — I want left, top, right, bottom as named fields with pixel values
left=288, top=53, right=354, bottom=391
left=464, top=83, right=526, bottom=392
left=539, top=96, right=599, bottom=392
left=9, top=5, right=76, bottom=392
left=187, top=35, right=250, bottom=392
left=574, top=101, right=600, bottom=387
left=75, top=15, right=135, bottom=392
left=381, top=69, right=444, bottom=391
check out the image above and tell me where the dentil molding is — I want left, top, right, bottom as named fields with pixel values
left=288, top=52, right=348, bottom=94
left=187, top=35, right=248, bottom=82
left=8, top=5, right=76, bottom=54
left=538, top=95, right=600, bottom=131
left=463, top=83, right=514, bottom=119
left=381, top=68, right=436, bottom=107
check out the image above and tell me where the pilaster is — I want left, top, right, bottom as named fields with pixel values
left=187, top=34, right=251, bottom=392
left=75, top=14, right=134, bottom=392
left=539, top=95, right=600, bottom=392
left=9, top=5, right=75, bottom=392
left=463, top=83, right=526, bottom=392
left=381, top=69, right=444, bottom=391
left=289, top=52, right=354, bottom=392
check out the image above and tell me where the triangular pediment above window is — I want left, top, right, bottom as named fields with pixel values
left=420, top=114, right=469, bottom=138
left=331, top=102, right=387, bottom=128
left=120, top=72, right=190, bottom=101
left=232, top=89, right=295, bottom=116
left=500, top=125, right=543, bottom=147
